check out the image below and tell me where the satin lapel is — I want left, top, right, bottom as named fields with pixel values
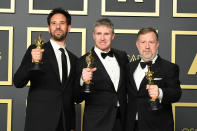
left=128, top=60, right=140, bottom=92
left=112, top=49, right=123, bottom=92
left=92, top=49, right=114, bottom=88
left=139, top=77, right=148, bottom=92
left=151, top=55, right=161, bottom=76
left=44, top=42, right=61, bottom=83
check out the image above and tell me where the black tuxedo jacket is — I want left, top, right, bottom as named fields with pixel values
left=126, top=55, right=182, bottom=131
left=13, top=41, right=78, bottom=131
left=74, top=48, right=129, bottom=131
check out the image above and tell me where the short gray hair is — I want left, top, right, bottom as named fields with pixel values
left=93, top=18, right=114, bottom=34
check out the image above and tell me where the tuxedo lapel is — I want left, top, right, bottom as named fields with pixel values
left=129, top=60, right=140, bottom=92
left=44, top=42, right=61, bottom=83
left=138, top=77, right=148, bottom=92
left=112, top=49, right=123, bottom=92
left=92, top=49, right=114, bottom=89
left=66, top=50, right=72, bottom=78
left=151, top=55, right=161, bottom=76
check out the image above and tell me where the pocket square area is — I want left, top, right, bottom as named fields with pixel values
left=154, top=78, right=163, bottom=80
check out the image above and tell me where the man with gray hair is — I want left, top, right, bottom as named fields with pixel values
left=74, top=18, right=129, bottom=131
left=126, top=27, right=182, bottom=131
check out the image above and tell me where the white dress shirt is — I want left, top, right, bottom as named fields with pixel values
left=94, top=47, right=120, bottom=91
left=133, top=55, right=163, bottom=120
left=80, top=46, right=120, bottom=106
left=50, top=39, right=71, bottom=82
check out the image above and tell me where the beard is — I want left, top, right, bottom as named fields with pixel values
left=141, top=53, right=153, bottom=61
left=50, top=29, right=68, bottom=41
left=139, top=49, right=158, bottom=61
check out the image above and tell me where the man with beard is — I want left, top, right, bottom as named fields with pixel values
left=14, top=8, right=78, bottom=131
left=126, top=27, right=182, bottom=131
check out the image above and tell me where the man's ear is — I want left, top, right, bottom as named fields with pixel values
left=112, top=33, right=115, bottom=40
left=136, top=41, right=139, bottom=48
left=68, top=25, right=71, bottom=32
left=93, top=32, right=96, bottom=40
left=157, top=41, right=160, bottom=48
left=48, top=26, right=50, bottom=34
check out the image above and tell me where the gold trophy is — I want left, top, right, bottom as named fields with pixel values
left=146, top=65, right=161, bottom=110
left=83, top=51, right=94, bottom=93
left=31, top=33, right=44, bottom=71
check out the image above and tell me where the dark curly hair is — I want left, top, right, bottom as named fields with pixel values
left=47, top=7, right=71, bottom=26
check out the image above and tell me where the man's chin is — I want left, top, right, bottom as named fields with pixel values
left=54, top=35, right=65, bottom=41
left=54, top=37, right=64, bottom=41
left=141, top=55, right=153, bottom=61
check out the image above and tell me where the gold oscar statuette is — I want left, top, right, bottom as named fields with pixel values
left=146, top=66, right=154, bottom=86
left=146, top=65, right=161, bottom=110
left=83, top=51, right=94, bottom=93
left=31, top=33, right=44, bottom=71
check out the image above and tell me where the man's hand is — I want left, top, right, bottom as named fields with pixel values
left=82, top=67, right=97, bottom=82
left=31, top=48, right=44, bottom=62
left=146, top=85, right=159, bottom=100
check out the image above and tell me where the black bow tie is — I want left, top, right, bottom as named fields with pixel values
left=101, top=51, right=114, bottom=59
left=140, top=61, right=152, bottom=69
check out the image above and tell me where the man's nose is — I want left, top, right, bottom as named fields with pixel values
left=101, top=34, right=104, bottom=40
left=56, top=23, right=60, bottom=28
left=145, top=42, right=150, bottom=48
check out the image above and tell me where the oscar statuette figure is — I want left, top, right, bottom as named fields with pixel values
left=146, top=65, right=161, bottom=110
left=83, top=51, right=94, bottom=93
left=31, top=33, right=44, bottom=71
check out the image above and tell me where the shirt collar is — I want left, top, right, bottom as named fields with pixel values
left=140, top=55, right=158, bottom=64
left=94, top=46, right=111, bottom=56
left=50, top=39, right=66, bottom=51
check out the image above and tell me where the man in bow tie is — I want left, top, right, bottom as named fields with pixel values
left=74, top=18, right=129, bottom=131
left=126, top=27, right=182, bottom=131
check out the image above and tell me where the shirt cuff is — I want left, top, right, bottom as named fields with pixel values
left=80, top=76, right=84, bottom=86
left=158, top=88, right=163, bottom=103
